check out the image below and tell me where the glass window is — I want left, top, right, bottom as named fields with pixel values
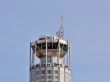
left=63, top=44, right=68, bottom=51
left=54, top=76, right=58, bottom=79
left=41, top=81, right=44, bottom=82
left=42, top=43, right=46, bottom=49
left=37, top=43, right=42, bottom=50
left=54, top=63, right=58, bottom=67
left=60, top=64, right=63, bottom=67
left=47, top=42, right=52, bottom=49
left=48, top=76, right=52, bottom=79
left=48, top=70, right=52, bottom=74
left=41, top=70, right=45, bottom=74
left=54, top=70, right=58, bottom=74
left=41, top=64, right=46, bottom=67
left=54, top=81, right=58, bottom=82
left=47, top=64, right=51, bottom=67
left=41, top=76, right=45, bottom=79
left=48, top=81, right=51, bottom=82
left=53, top=43, right=58, bottom=49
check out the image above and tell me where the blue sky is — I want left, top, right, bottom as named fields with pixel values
left=0, top=0, right=110, bottom=82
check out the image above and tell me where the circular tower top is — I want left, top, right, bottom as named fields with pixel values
left=31, top=35, right=68, bottom=58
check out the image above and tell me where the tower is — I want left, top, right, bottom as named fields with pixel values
left=29, top=18, right=71, bottom=82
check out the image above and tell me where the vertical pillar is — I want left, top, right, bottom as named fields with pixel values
left=69, top=42, right=71, bottom=69
left=67, top=41, right=69, bottom=68
left=63, top=43, right=65, bottom=82
left=45, top=36, right=47, bottom=82
left=58, top=39, right=60, bottom=82
left=32, top=43, right=35, bottom=66
left=52, top=56, right=54, bottom=82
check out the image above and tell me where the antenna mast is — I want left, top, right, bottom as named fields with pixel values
left=56, top=16, right=64, bottom=39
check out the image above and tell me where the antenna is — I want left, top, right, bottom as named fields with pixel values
left=56, top=16, right=64, bottom=39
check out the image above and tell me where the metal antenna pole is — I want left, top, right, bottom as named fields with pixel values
left=56, top=16, right=64, bottom=39
left=61, top=16, right=64, bottom=38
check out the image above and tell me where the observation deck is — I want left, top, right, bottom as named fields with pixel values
left=31, top=35, right=68, bottom=58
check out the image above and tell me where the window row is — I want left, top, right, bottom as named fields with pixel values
left=41, top=76, right=58, bottom=79
left=40, top=81, right=58, bottom=82
left=41, top=70, right=52, bottom=74
left=41, top=63, right=63, bottom=67
left=36, top=42, right=68, bottom=51
left=31, top=63, right=63, bottom=70
left=36, top=70, right=58, bottom=74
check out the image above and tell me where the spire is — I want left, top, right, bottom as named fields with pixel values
left=56, top=16, right=64, bottom=39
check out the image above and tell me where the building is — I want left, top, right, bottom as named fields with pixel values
left=29, top=18, right=71, bottom=82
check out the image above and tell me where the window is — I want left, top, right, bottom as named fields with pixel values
left=47, top=64, right=51, bottom=67
left=36, top=76, right=39, bottom=79
left=41, top=70, right=45, bottom=74
left=53, top=43, right=58, bottom=49
left=54, top=76, right=58, bottom=79
left=48, top=81, right=51, bottom=82
left=48, top=70, right=52, bottom=74
left=36, top=71, right=39, bottom=74
left=41, top=81, right=44, bottom=82
left=54, top=81, right=58, bottom=82
left=42, top=43, right=46, bottom=49
left=37, top=43, right=42, bottom=50
left=41, top=76, right=45, bottom=79
left=48, top=76, right=52, bottom=79
left=47, top=42, right=52, bottom=49
left=60, top=64, right=63, bottom=67
left=63, top=44, right=68, bottom=51
left=41, top=57, right=45, bottom=64
left=54, top=70, right=58, bottom=74
left=54, top=63, right=58, bottom=67
left=41, top=64, right=46, bottom=67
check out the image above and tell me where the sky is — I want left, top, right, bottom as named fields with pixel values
left=0, top=0, right=110, bottom=82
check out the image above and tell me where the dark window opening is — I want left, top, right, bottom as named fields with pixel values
left=63, top=44, right=68, bottom=51
left=54, top=63, right=58, bottom=67
left=54, top=70, right=58, bottom=74
left=53, top=43, right=58, bottom=49
left=47, top=42, right=52, bottom=49
left=42, top=43, right=46, bottom=49
left=41, top=70, right=45, bottom=74
left=37, top=43, right=42, bottom=50
left=48, top=70, right=52, bottom=74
